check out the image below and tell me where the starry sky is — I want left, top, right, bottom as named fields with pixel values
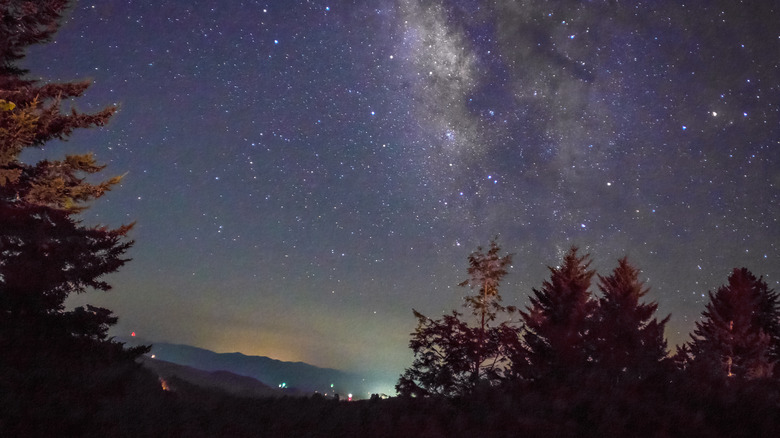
left=23, top=1, right=778, bottom=392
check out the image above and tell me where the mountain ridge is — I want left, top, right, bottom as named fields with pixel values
left=140, top=357, right=296, bottom=398
left=119, top=338, right=387, bottom=398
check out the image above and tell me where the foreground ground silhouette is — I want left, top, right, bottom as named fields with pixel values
left=6, top=365, right=778, bottom=438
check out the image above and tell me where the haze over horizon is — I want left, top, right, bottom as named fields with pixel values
left=22, top=0, right=778, bottom=386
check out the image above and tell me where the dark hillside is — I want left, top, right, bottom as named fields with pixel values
left=140, top=357, right=299, bottom=398
left=133, top=341, right=375, bottom=397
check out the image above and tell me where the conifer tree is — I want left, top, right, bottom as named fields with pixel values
left=398, top=239, right=521, bottom=397
left=519, top=246, right=596, bottom=381
left=685, top=268, right=780, bottom=379
left=0, top=0, right=145, bottom=368
left=589, top=257, right=670, bottom=382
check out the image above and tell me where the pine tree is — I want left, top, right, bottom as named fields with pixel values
left=686, top=268, right=780, bottom=380
left=589, top=257, right=670, bottom=382
left=0, top=0, right=146, bottom=369
left=519, top=246, right=596, bottom=381
left=0, top=4, right=154, bottom=432
left=398, top=240, right=521, bottom=397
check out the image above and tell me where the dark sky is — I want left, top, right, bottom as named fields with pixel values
left=23, top=0, right=778, bottom=394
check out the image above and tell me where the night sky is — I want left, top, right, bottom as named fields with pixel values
left=22, top=1, right=778, bottom=393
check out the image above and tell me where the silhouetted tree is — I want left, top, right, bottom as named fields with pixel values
left=0, top=3, right=149, bottom=432
left=0, top=0, right=137, bottom=338
left=398, top=239, right=521, bottom=397
left=589, top=257, right=670, bottom=382
left=397, top=310, right=478, bottom=397
left=519, top=246, right=596, bottom=381
left=683, top=268, right=780, bottom=380
left=458, top=239, right=517, bottom=382
left=459, top=239, right=514, bottom=334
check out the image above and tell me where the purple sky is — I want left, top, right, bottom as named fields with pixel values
left=23, top=1, right=779, bottom=393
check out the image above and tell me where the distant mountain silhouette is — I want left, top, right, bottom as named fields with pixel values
left=140, top=356, right=298, bottom=398
left=121, top=339, right=376, bottom=398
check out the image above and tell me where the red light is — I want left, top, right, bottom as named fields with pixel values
left=131, top=332, right=136, bottom=337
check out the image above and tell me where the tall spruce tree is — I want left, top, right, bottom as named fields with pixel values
left=0, top=0, right=146, bottom=372
left=685, top=268, right=780, bottom=380
left=519, top=246, right=596, bottom=381
left=398, top=239, right=521, bottom=397
left=589, top=257, right=670, bottom=382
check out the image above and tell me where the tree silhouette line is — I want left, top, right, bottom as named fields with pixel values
left=399, top=240, right=780, bottom=398
left=1, top=2, right=157, bottom=435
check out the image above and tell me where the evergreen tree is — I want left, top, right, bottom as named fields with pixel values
left=519, top=246, right=596, bottom=381
left=0, top=0, right=137, bottom=341
left=398, top=240, right=521, bottom=397
left=589, top=257, right=670, bottom=382
left=685, top=268, right=780, bottom=380
left=0, top=0, right=148, bottom=416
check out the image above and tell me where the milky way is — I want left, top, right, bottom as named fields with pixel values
left=23, top=1, right=778, bottom=393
